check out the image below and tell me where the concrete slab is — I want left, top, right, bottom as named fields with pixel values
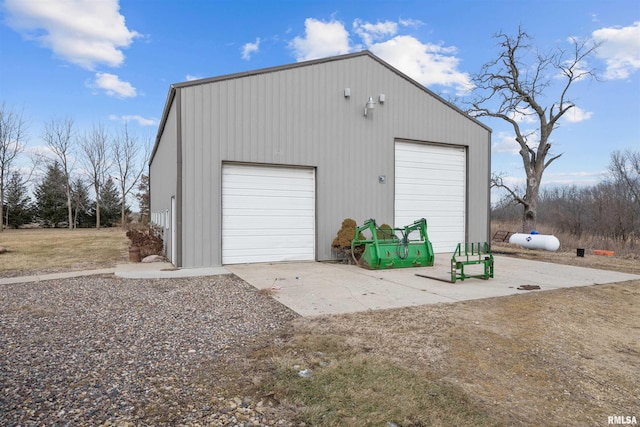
left=0, top=268, right=115, bottom=285
left=115, top=262, right=230, bottom=279
left=227, top=255, right=640, bottom=316
left=0, top=263, right=232, bottom=285
left=4, top=257, right=636, bottom=317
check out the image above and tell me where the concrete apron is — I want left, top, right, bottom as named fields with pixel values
left=227, top=255, right=640, bottom=317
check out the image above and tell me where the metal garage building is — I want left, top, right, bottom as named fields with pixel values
left=149, top=51, right=491, bottom=268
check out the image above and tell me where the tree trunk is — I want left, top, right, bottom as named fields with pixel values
left=95, top=181, right=101, bottom=230
left=523, top=202, right=537, bottom=233
left=0, top=187, right=3, bottom=232
left=66, top=186, right=73, bottom=229
left=523, top=173, right=541, bottom=233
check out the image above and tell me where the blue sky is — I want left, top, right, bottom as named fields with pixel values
left=1, top=0, right=639, bottom=200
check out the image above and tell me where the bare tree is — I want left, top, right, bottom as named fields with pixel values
left=79, top=124, right=110, bottom=229
left=608, top=149, right=640, bottom=237
left=468, top=27, right=599, bottom=232
left=42, top=117, right=75, bottom=229
left=112, top=124, right=149, bottom=226
left=0, top=102, right=27, bottom=232
left=609, top=150, right=640, bottom=209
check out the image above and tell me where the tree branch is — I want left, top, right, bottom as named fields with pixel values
left=491, top=173, right=526, bottom=206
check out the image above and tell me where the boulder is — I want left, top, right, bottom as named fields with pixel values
left=141, top=254, right=167, bottom=263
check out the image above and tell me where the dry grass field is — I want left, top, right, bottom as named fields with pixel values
left=0, top=228, right=129, bottom=277
left=491, top=219, right=639, bottom=261
left=1, top=226, right=638, bottom=426
left=255, top=280, right=639, bottom=426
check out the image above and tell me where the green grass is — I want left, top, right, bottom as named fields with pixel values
left=258, top=334, right=501, bottom=426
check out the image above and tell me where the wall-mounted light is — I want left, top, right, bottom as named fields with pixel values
left=344, top=88, right=351, bottom=98
left=364, top=96, right=376, bottom=117
left=379, top=94, right=385, bottom=104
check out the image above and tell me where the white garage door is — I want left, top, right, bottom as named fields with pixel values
left=222, top=164, right=315, bottom=264
left=395, top=142, right=466, bottom=253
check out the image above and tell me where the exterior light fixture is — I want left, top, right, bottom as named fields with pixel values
left=364, top=96, right=376, bottom=117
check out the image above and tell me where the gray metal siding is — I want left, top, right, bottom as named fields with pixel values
left=150, top=101, right=178, bottom=261
left=172, top=53, right=489, bottom=267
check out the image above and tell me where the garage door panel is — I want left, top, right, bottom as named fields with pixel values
left=223, top=182, right=312, bottom=193
left=395, top=142, right=466, bottom=253
left=223, top=243, right=314, bottom=264
left=227, top=201, right=313, bottom=217
left=222, top=164, right=315, bottom=264
left=396, top=188, right=463, bottom=199
left=225, top=235, right=314, bottom=248
left=224, top=211, right=314, bottom=222
left=222, top=228, right=314, bottom=238
left=224, top=219, right=315, bottom=233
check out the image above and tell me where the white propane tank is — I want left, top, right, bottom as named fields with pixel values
left=509, top=233, right=560, bottom=251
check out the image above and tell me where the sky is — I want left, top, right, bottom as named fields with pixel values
left=1, top=0, right=639, bottom=203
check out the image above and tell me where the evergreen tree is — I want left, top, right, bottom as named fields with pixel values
left=3, top=170, right=33, bottom=228
left=71, top=178, right=93, bottom=228
left=135, top=174, right=150, bottom=224
left=99, top=177, right=122, bottom=227
left=34, top=162, right=67, bottom=227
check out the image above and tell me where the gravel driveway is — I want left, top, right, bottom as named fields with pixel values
left=0, top=274, right=298, bottom=426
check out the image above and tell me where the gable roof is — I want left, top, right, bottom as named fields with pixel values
left=150, top=50, right=490, bottom=164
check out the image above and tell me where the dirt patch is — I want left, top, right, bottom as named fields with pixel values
left=282, top=280, right=639, bottom=425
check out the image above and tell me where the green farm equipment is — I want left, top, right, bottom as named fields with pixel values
left=450, top=242, right=494, bottom=282
left=351, top=218, right=435, bottom=269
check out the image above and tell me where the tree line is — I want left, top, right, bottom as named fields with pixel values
left=492, top=149, right=640, bottom=246
left=1, top=103, right=150, bottom=230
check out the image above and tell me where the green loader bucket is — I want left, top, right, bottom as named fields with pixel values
left=351, top=218, right=435, bottom=270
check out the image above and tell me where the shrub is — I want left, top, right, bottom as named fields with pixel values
left=376, top=223, right=395, bottom=240
left=332, top=218, right=365, bottom=262
left=126, top=225, right=164, bottom=258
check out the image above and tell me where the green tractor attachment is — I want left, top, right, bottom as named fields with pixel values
left=351, top=218, right=435, bottom=269
left=450, top=242, right=494, bottom=282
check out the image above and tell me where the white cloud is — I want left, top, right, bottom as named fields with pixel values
left=543, top=170, right=605, bottom=186
left=289, top=18, right=351, bottom=61
left=4, top=0, right=139, bottom=70
left=185, top=74, right=203, bottom=81
left=398, top=18, right=424, bottom=29
left=25, top=144, right=55, bottom=159
left=492, top=131, right=521, bottom=154
left=242, top=37, right=261, bottom=60
left=369, top=35, right=473, bottom=95
left=353, top=19, right=397, bottom=47
left=563, top=106, right=593, bottom=123
left=592, top=21, right=640, bottom=80
left=91, top=73, right=136, bottom=98
left=287, top=17, right=472, bottom=95
left=492, top=129, right=544, bottom=154
left=508, top=108, right=537, bottom=124
left=109, top=114, right=157, bottom=126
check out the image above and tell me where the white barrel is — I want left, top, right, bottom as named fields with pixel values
left=509, top=233, right=560, bottom=251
